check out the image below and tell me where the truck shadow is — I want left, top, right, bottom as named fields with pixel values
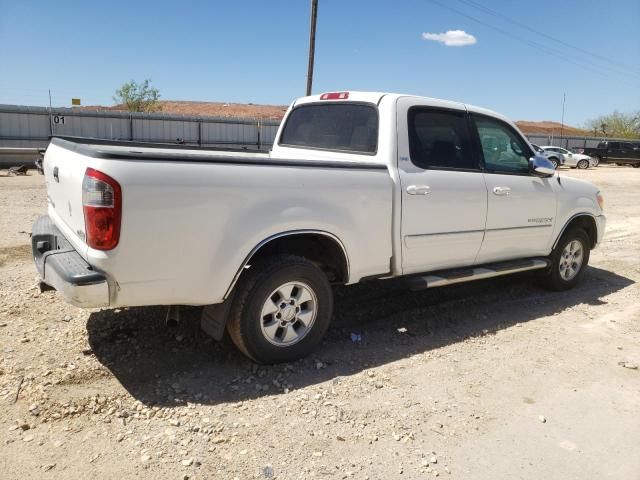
left=86, top=266, right=633, bottom=407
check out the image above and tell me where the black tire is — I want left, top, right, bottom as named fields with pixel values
left=577, top=159, right=589, bottom=169
left=633, top=163, right=640, bottom=168
left=539, top=228, right=590, bottom=291
left=592, top=156, right=600, bottom=167
left=548, top=157, right=559, bottom=169
left=227, top=254, right=333, bottom=364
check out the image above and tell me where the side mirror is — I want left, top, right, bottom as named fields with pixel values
left=529, top=155, right=555, bottom=177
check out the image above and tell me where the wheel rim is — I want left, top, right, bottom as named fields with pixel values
left=578, top=160, right=588, bottom=169
left=559, top=240, right=584, bottom=281
left=259, top=281, right=318, bottom=347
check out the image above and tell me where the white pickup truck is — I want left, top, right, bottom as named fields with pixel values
left=33, top=91, right=606, bottom=363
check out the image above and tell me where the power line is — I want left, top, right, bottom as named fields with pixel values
left=455, top=0, right=640, bottom=80
left=427, top=0, right=640, bottom=87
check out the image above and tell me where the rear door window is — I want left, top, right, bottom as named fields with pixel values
left=279, top=103, right=378, bottom=154
left=407, top=108, right=476, bottom=170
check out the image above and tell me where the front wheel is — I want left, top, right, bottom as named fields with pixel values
left=633, top=163, right=640, bottom=168
left=539, top=228, right=590, bottom=291
left=591, top=156, right=600, bottom=167
left=550, top=158, right=559, bottom=169
left=577, top=159, right=589, bottom=169
left=227, top=254, right=333, bottom=364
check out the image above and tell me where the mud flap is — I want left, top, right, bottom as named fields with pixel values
left=200, top=299, right=232, bottom=341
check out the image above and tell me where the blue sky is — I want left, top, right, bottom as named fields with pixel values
left=1, top=0, right=639, bottom=126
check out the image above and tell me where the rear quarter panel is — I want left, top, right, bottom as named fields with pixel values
left=85, top=158, right=393, bottom=307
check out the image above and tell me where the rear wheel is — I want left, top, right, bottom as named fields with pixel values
left=577, top=159, right=589, bottom=169
left=227, top=254, right=333, bottom=364
left=540, top=228, right=590, bottom=291
left=591, top=156, right=600, bottom=167
left=633, top=163, right=640, bottom=168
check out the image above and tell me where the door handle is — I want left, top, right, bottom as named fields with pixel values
left=493, top=186, right=511, bottom=196
left=406, top=185, right=431, bottom=195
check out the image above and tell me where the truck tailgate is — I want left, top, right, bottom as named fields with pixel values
left=43, top=142, right=89, bottom=256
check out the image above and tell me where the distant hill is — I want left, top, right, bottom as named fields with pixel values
left=515, top=120, right=589, bottom=137
left=81, top=100, right=288, bottom=120
left=83, top=101, right=588, bottom=135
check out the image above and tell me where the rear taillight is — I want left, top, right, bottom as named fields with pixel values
left=82, top=168, right=121, bottom=250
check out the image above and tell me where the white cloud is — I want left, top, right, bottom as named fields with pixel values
left=421, top=30, right=477, bottom=47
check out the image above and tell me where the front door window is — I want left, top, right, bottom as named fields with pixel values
left=473, top=115, right=532, bottom=174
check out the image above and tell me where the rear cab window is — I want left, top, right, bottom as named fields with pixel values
left=279, top=103, right=378, bottom=154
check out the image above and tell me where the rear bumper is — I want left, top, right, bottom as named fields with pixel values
left=32, top=215, right=110, bottom=308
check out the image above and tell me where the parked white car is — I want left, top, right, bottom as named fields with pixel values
left=33, top=91, right=606, bottom=363
left=540, top=146, right=594, bottom=169
left=531, top=143, right=563, bottom=169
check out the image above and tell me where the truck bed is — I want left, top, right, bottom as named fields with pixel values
left=41, top=136, right=394, bottom=307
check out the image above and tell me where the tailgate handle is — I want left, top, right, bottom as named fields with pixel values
left=53, top=166, right=59, bottom=182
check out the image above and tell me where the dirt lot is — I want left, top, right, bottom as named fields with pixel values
left=1, top=166, right=639, bottom=480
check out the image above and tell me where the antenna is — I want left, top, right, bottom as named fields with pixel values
left=556, top=150, right=562, bottom=185
left=557, top=92, right=566, bottom=184
left=560, top=92, right=566, bottom=148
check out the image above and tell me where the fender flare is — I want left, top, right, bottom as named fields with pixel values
left=223, top=229, right=350, bottom=300
left=552, top=212, right=598, bottom=249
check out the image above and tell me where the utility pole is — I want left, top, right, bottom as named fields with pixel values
left=306, top=0, right=318, bottom=96
left=48, top=89, right=54, bottom=135
left=559, top=92, right=566, bottom=147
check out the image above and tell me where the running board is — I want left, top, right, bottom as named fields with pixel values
left=406, top=258, right=550, bottom=291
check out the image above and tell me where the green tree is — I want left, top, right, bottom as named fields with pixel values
left=113, top=79, right=161, bottom=112
left=583, top=110, right=640, bottom=139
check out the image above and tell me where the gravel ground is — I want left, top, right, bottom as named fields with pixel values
left=1, top=166, right=639, bottom=480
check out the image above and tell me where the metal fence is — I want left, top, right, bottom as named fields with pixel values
left=523, top=133, right=627, bottom=150
left=0, top=103, right=632, bottom=159
left=0, top=104, right=281, bottom=151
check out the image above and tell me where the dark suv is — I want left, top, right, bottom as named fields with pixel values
left=583, top=141, right=640, bottom=167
